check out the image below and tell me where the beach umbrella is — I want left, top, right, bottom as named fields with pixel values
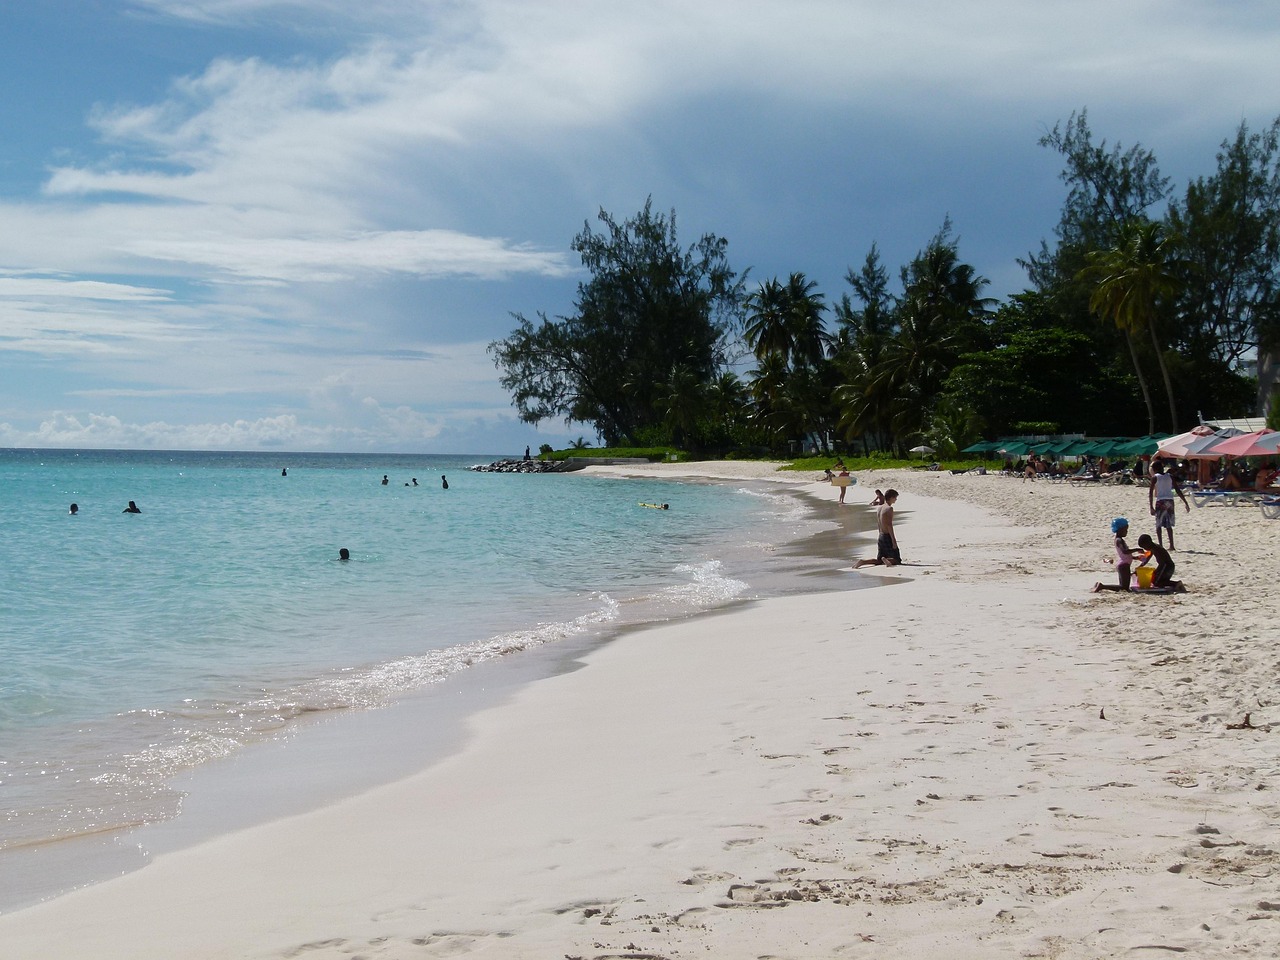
left=1155, top=425, right=1218, bottom=459
left=995, top=440, right=1032, bottom=456
left=1056, top=438, right=1097, bottom=457
left=1076, top=438, right=1122, bottom=457
left=909, top=444, right=936, bottom=458
left=1208, top=429, right=1277, bottom=458
left=1113, top=435, right=1167, bottom=457
left=1162, top=427, right=1239, bottom=463
left=1182, top=429, right=1244, bottom=459
left=1249, top=431, right=1280, bottom=456
left=961, top=440, right=998, bottom=453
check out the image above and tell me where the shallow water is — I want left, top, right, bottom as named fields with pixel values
left=0, top=449, right=832, bottom=857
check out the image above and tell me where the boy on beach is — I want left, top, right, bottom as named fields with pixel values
left=1148, top=462, right=1189, bottom=549
left=1136, top=533, right=1186, bottom=592
left=855, top=489, right=900, bottom=567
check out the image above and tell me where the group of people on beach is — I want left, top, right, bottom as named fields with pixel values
left=834, top=456, right=1193, bottom=592
left=1093, top=461, right=1190, bottom=593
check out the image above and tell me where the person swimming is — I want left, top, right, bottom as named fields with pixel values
left=338, top=548, right=350, bottom=561
left=69, top=503, right=78, bottom=515
left=123, top=500, right=141, bottom=513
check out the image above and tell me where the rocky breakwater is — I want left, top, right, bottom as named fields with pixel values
left=469, top=458, right=582, bottom=474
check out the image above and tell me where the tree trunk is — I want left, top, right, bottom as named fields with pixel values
left=1125, top=329, right=1157, bottom=435
left=1147, top=322, right=1179, bottom=431
left=1258, top=348, right=1280, bottom=421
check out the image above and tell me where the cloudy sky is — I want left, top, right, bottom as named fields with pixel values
left=1, top=1, right=1277, bottom=453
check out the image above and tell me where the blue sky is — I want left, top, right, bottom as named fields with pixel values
left=1, top=1, right=1278, bottom=453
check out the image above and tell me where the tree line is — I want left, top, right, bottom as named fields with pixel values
left=491, top=110, right=1280, bottom=456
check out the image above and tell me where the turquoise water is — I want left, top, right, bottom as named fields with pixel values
left=0, top=449, right=817, bottom=852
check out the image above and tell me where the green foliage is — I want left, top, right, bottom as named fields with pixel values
left=1011, top=421, right=1059, bottom=435
left=492, top=111, right=1280, bottom=464
left=544, top=446, right=685, bottom=462
left=833, top=223, right=992, bottom=454
left=1077, top=220, right=1181, bottom=431
left=490, top=199, right=744, bottom=446
left=781, top=455, right=987, bottom=473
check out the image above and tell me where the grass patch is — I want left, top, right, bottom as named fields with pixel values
left=783, top=455, right=993, bottom=473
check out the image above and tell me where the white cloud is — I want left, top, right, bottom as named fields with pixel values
left=5, top=1, right=1280, bottom=451
left=0, top=276, right=172, bottom=301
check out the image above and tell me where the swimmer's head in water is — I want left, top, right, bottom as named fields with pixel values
left=338, top=548, right=350, bottom=561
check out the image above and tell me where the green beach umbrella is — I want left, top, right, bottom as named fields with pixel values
left=1056, top=439, right=1096, bottom=457
left=995, top=440, right=1033, bottom=456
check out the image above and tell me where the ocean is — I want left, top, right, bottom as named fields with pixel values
left=1, top=448, right=844, bottom=889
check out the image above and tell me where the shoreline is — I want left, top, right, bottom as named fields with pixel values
left=1, top=467, right=866, bottom=913
left=1, top=464, right=1276, bottom=957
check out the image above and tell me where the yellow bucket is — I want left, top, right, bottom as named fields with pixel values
left=1135, top=566, right=1155, bottom=589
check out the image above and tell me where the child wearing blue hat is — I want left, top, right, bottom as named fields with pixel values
left=1091, top=517, right=1142, bottom=592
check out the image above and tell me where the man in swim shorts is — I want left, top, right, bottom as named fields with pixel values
left=855, top=489, right=900, bottom=567
left=1148, top=462, right=1189, bottom=549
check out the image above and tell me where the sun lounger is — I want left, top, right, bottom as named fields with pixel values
left=1261, top=497, right=1280, bottom=520
left=1191, top=489, right=1267, bottom=508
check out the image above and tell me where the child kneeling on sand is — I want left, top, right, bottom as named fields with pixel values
left=1092, top=517, right=1141, bottom=592
left=1135, top=534, right=1186, bottom=592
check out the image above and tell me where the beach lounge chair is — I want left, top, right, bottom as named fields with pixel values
left=1261, top=497, right=1280, bottom=520
left=1192, top=489, right=1266, bottom=508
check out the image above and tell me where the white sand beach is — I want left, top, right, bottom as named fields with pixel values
left=2, top=462, right=1278, bottom=958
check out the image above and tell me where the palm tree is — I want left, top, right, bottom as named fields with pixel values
left=746, top=273, right=830, bottom=371
left=657, top=364, right=706, bottom=449
left=748, top=352, right=791, bottom=450
left=781, top=272, right=830, bottom=370
left=744, top=279, right=790, bottom=363
left=833, top=248, right=898, bottom=452
left=867, top=231, right=992, bottom=449
left=1078, top=220, right=1182, bottom=431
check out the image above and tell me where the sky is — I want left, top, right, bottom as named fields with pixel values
left=1, top=1, right=1278, bottom=453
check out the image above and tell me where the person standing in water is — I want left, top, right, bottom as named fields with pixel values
left=441, top=475, right=449, bottom=490
left=123, top=500, right=142, bottom=513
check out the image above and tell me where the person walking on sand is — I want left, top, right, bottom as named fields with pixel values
left=1148, top=462, right=1189, bottom=550
left=855, top=489, right=900, bottom=567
